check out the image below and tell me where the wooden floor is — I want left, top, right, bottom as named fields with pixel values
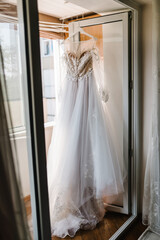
left=25, top=199, right=147, bottom=240
left=123, top=219, right=147, bottom=240
left=51, top=212, right=129, bottom=240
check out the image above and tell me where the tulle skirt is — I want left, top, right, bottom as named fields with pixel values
left=47, top=71, right=124, bottom=238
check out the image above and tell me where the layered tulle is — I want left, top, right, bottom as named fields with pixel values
left=47, top=39, right=124, bottom=237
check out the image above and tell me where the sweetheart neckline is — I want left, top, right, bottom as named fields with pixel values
left=65, top=49, right=93, bottom=61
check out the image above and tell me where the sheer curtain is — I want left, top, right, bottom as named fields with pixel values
left=142, top=0, right=160, bottom=234
left=0, top=45, right=31, bottom=240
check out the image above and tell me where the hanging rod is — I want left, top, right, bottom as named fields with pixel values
left=39, top=27, right=68, bottom=33
left=0, top=13, right=17, bottom=21
left=39, top=21, right=67, bottom=26
left=0, top=13, right=69, bottom=32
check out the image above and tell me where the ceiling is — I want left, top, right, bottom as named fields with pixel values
left=2, top=0, right=127, bottom=19
left=37, top=0, right=91, bottom=19
left=2, top=0, right=152, bottom=20
left=68, top=0, right=127, bottom=16
left=2, top=0, right=90, bottom=19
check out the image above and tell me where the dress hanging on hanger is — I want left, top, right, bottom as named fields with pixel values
left=47, top=36, right=124, bottom=238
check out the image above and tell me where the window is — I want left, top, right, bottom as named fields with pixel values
left=0, top=26, right=62, bottom=131
left=40, top=38, right=56, bottom=123
left=40, top=38, right=63, bottom=124
left=0, top=23, right=25, bottom=132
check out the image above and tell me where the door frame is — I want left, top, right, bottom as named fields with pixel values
left=106, top=1, right=141, bottom=239
left=71, top=2, right=141, bottom=240
left=16, top=0, right=141, bottom=239
left=17, top=0, right=51, bottom=239
left=71, top=11, right=131, bottom=216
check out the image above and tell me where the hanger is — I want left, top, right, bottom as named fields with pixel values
left=65, top=26, right=97, bottom=42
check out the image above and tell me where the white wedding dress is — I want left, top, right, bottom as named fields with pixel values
left=47, top=39, right=124, bottom=238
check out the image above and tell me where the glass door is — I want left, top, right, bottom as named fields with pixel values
left=72, top=12, right=132, bottom=215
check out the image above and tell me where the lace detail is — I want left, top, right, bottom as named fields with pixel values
left=63, top=50, right=94, bottom=82
left=49, top=186, right=105, bottom=238
left=99, top=88, right=109, bottom=103
left=63, top=47, right=109, bottom=102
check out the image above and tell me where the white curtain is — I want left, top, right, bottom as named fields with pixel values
left=142, top=0, right=160, bottom=234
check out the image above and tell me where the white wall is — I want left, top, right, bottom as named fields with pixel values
left=15, top=125, right=53, bottom=197
left=15, top=136, right=30, bottom=197
left=140, top=1, right=152, bottom=209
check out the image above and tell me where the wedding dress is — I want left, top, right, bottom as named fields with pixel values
left=47, top=39, right=124, bottom=238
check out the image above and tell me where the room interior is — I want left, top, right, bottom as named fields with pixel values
left=0, top=0, right=157, bottom=239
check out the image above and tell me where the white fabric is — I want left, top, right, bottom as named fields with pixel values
left=142, top=0, right=160, bottom=234
left=47, top=39, right=124, bottom=238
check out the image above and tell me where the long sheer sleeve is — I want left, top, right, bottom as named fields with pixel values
left=92, top=45, right=126, bottom=182
left=92, top=47, right=109, bottom=103
left=53, top=40, right=67, bottom=114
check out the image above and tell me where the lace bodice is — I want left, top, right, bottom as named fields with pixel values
left=63, top=50, right=95, bottom=82
left=61, top=39, right=109, bottom=102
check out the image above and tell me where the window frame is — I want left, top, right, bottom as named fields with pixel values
left=6, top=25, right=62, bottom=134
left=17, top=0, right=51, bottom=239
